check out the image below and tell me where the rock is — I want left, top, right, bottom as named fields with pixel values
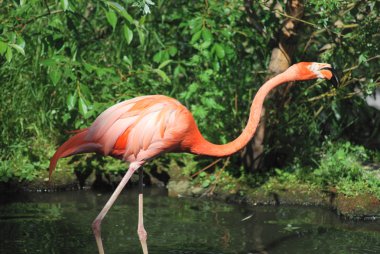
left=191, top=186, right=205, bottom=196
left=167, top=179, right=191, bottom=197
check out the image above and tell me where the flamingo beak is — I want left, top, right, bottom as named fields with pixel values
left=321, top=66, right=340, bottom=88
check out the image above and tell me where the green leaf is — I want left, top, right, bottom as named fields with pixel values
left=153, top=31, right=164, bottom=47
left=106, top=1, right=133, bottom=23
left=5, top=47, right=12, bottom=62
left=199, top=40, right=211, bottom=49
left=143, top=4, right=151, bottom=14
left=161, top=51, right=170, bottom=62
left=9, top=43, right=25, bottom=56
left=49, top=69, right=62, bottom=86
left=154, top=69, right=170, bottom=83
left=80, top=83, right=92, bottom=99
left=190, top=30, right=202, bottom=44
left=168, top=46, right=178, bottom=56
left=188, top=82, right=199, bottom=93
left=202, top=29, right=213, bottom=43
left=83, top=62, right=95, bottom=72
left=158, top=60, right=172, bottom=69
left=78, top=97, right=88, bottom=116
left=358, top=54, right=367, bottom=64
left=0, top=41, right=8, bottom=55
left=202, top=179, right=210, bottom=188
left=153, top=51, right=163, bottom=63
left=174, top=65, right=186, bottom=78
left=66, top=92, right=77, bottom=110
left=40, top=59, right=57, bottom=67
left=189, top=17, right=202, bottom=33
left=106, top=10, right=118, bottom=31
left=212, top=61, right=220, bottom=71
left=123, top=24, right=133, bottom=44
left=214, top=44, right=225, bottom=59
left=16, top=36, right=25, bottom=49
left=137, top=28, right=145, bottom=45
left=61, top=0, right=69, bottom=11
left=123, top=55, right=133, bottom=66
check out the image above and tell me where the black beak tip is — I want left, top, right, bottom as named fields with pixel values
left=321, top=66, right=340, bottom=88
left=330, top=72, right=340, bottom=88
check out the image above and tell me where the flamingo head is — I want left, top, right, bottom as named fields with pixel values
left=289, top=62, right=340, bottom=87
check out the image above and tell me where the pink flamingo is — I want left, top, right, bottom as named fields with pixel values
left=49, top=62, right=339, bottom=254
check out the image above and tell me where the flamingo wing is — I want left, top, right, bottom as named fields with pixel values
left=86, top=95, right=191, bottom=162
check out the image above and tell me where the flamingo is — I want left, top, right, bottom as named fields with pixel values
left=49, top=62, right=339, bottom=254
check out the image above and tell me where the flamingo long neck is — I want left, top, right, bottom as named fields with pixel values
left=190, top=71, right=294, bottom=157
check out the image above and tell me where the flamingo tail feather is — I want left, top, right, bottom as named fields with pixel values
left=49, top=129, right=101, bottom=180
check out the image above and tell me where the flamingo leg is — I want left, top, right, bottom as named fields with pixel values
left=137, top=167, right=148, bottom=254
left=92, top=162, right=141, bottom=254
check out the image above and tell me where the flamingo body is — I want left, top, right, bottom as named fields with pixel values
left=49, top=95, right=201, bottom=177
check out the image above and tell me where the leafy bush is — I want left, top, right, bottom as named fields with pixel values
left=0, top=0, right=378, bottom=190
left=311, top=141, right=380, bottom=198
left=312, top=141, right=368, bottom=185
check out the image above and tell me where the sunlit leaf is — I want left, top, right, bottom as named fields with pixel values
left=83, top=62, right=95, bottom=72
left=168, top=46, right=177, bottom=56
left=153, top=51, right=163, bottom=63
left=154, top=69, right=170, bottom=83
left=202, top=179, right=210, bottom=188
left=123, top=55, right=133, bottom=66
left=123, top=24, right=133, bottom=44
left=143, top=4, right=151, bottom=14
left=202, top=29, right=213, bottom=43
left=158, top=60, right=172, bottom=69
left=49, top=69, right=62, bottom=86
left=61, top=0, right=69, bottom=11
left=174, top=65, right=186, bottom=78
left=9, top=44, right=25, bottom=56
left=106, top=10, right=118, bottom=31
left=80, top=83, right=92, bottom=99
left=5, top=47, right=12, bottom=62
left=66, top=92, right=77, bottom=110
left=199, top=40, right=211, bottom=49
left=40, top=59, right=57, bottom=67
left=0, top=41, right=8, bottom=55
left=358, top=54, right=367, bottom=64
left=190, top=30, right=202, bottom=44
left=107, top=1, right=133, bottom=23
left=137, top=28, right=145, bottom=45
left=78, top=97, right=88, bottom=116
left=214, top=44, right=225, bottom=59
left=16, top=36, right=25, bottom=49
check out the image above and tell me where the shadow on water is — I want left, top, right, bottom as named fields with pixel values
left=1, top=187, right=380, bottom=254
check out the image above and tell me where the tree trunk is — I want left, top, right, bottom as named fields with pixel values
left=243, top=0, right=305, bottom=173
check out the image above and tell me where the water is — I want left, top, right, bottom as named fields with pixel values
left=1, top=187, right=380, bottom=254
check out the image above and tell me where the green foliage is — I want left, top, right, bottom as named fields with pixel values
left=270, top=141, right=380, bottom=198
left=312, top=141, right=368, bottom=185
left=0, top=0, right=378, bottom=197
left=310, top=141, right=380, bottom=198
left=0, top=0, right=271, bottom=182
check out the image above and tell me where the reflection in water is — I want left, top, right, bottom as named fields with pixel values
left=1, top=187, right=380, bottom=254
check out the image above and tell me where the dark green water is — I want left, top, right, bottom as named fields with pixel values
left=1, top=187, right=380, bottom=254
